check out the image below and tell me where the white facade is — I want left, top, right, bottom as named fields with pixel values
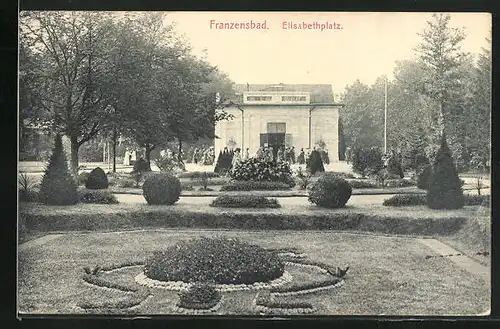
left=214, top=90, right=342, bottom=162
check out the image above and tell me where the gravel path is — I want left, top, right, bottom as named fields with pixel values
left=115, top=194, right=395, bottom=206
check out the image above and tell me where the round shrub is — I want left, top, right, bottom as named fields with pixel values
left=308, top=173, right=352, bottom=208
left=178, top=283, right=221, bottom=310
left=144, top=237, right=285, bottom=284
left=85, top=167, right=109, bottom=189
left=142, top=173, right=181, bottom=205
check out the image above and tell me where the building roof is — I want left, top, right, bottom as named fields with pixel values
left=232, top=83, right=335, bottom=104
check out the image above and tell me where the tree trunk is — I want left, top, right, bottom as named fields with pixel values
left=145, top=144, right=153, bottom=171
left=70, top=135, right=79, bottom=177
left=112, top=128, right=117, bottom=173
left=178, top=138, right=183, bottom=163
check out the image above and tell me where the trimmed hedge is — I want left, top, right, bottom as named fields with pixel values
left=384, top=179, right=415, bottom=188
left=383, top=193, right=490, bottom=207
left=327, top=172, right=356, bottom=179
left=144, top=237, right=285, bottom=284
left=178, top=171, right=220, bottom=179
left=347, top=180, right=378, bottom=189
left=210, top=195, right=281, bottom=208
left=221, top=180, right=292, bottom=191
left=19, top=206, right=468, bottom=236
left=79, top=189, right=119, bottom=204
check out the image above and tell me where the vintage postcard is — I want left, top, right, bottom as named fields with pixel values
left=18, top=11, right=491, bottom=316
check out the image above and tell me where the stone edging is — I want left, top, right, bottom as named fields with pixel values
left=135, top=271, right=293, bottom=292
left=171, top=295, right=225, bottom=315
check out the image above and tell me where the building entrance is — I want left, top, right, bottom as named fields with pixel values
left=260, top=122, right=286, bottom=159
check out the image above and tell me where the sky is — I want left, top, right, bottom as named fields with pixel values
left=165, top=12, right=491, bottom=95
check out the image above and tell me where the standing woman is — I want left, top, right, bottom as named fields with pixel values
left=297, top=148, right=305, bottom=165
left=277, top=147, right=284, bottom=163
left=192, top=148, right=199, bottom=165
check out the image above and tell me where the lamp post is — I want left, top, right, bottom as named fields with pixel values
left=384, top=76, right=388, bottom=154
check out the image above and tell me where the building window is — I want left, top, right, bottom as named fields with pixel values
left=281, top=96, right=306, bottom=102
left=247, top=96, right=272, bottom=101
left=267, top=122, right=286, bottom=133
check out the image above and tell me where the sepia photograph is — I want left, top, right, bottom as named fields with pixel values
left=17, top=11, right=491, bottom=316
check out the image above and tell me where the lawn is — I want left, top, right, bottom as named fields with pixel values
left=17, top=230, right=490, bottom=315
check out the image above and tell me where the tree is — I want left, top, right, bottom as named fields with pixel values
left=20, top=11, right=116, bottom=175
left=38, top=135, right=79, bottom=205
left=416, top=13, right=467, bottom=141
left=465, top=36, right=491, bottom=170
left=426, top=134, right=464, bottom=209
left=342, top=80, right=383, bottom=149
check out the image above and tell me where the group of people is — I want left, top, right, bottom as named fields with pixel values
left=255, top=146, right=297, bottom=164
left=191, top=146, right=216, bottom=166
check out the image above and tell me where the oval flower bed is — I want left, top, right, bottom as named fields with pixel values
left=210, top=195, right=281, bottom=208
left=143, top=237, right=285, bottom=284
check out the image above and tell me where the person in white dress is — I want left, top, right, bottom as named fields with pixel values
left=123, top=150, right=130, bottom=165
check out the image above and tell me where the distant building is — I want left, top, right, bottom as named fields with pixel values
left=214, top=83, right=344, bottom=161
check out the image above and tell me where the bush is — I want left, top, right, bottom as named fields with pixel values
left=306, top=149, right=325, bottom=175
left=308, top=173, right=352, bottom=208
left=85, top=167, right=109, bottom=189
left=214, top=150, right=233, bottom=174
left=384, top=179, right=416, bottom=188
left=117, top=178, right=136, bottom=188
left=383, top=194, right=426, bottom=207
left=417, top=164, right=432, bottom=190
left=178, top=171, right=220, bottom=179
left=220, top=180, right=292, bottom=191
left=295, top=167, right=312, bottom=190
left=210, top=195, right=281, bottom=208
left=346, top=179, right=377, bottom=189
left=464, top=194, right=490, bottom=207
left=427, top=135, right=464, bottom=209
left=133, top=158, right=150, bottom=173
left=178, top=283, right=221, bottom=310
left=144, top=237, right=285, bottom=284
left=229, top=157, right=295, bottom=187
left=18, top=173, right=38, bottom=202
left=154, top=155, right=184, bottom=174
left=142, top=173, right=181, bottom=205
left=79, top=189, right=119, bottom=204
left=327, top=172, right=355, bottom=179
left=383, top=193, right=489, bottom=207
left=38, top=135, right=78, bottom=205
left=352, top=148, right=384, bottom=177
left=77, top=172, right=90, bottom=186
